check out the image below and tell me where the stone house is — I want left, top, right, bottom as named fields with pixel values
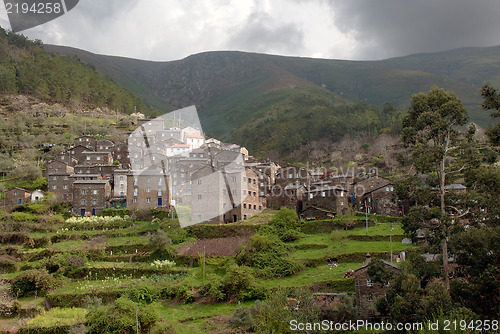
left=82, top=151, right=113, bottom=166
left=353, top=175, right=398, bottom=216
left=191, top=166, right=265, bottom=224
left=74, top=164, right=119, bottom=177
left=184, top=134, right=204, bottom=149
left=111, top=144, right=130, bottom=168
left=74, top=136, right=97, bottom=150
left=359, top=185, right=399, bottom=216
left=67, top=145, right=92, bottom=165
left=46, top=161, right=74, bottom=175
left=5, top=188, right=31, bottom=207
left=302, top=182, right=348, bottom=214
left=126, top=168, right=172, bottom=210
left=48, top=172, right=73, bottom=202
left=72, top=180, right=111, bottom=216
left=354, top=254, right=399, bottom=319
left=113, top=169, right=129, bottom=199
left=95, top=139, right=114, bottom=152
left=31, top=189, right=47, bottom=202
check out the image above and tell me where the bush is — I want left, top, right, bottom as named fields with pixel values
left=0, top=256, right=18, bottom=273
left=24, top=236, right=51, bottom=248
left=11, top=269, right=55, bottom=297
left=129, top=284, right=158, bottom=304
left=229, top=306, right=254, bottom=331
left=85, top=297, right=158, bottom=334
left=236, top=233, right=301, bottom=278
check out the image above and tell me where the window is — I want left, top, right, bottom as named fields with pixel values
left=260, top=191, right=264, bottom=196
left=81, top=200, right=85, bottom=205
left=366, top=279, right=373, bottom=287
left=197, top=179, right=202, bottom=185
left=385, top=186, right=389, bottom=192
left=120, top=184, right=124, bottom=189
left=64, top=176, right=69, bottom=180
left=243, top=215, right=247, bottom=219
left=321, top=191, right=325, bottom=197
left=97, top=156, right=101, bottom=161
left=253, top=205, right=256, bottom=210
left=146, top=198, right=151, bottom=203
left=223, top=203, right=226, bottom=208
left=93, top=190, right=98, bottom=195
left=259, top=206, right=262, bottom=210
left=92, top=200, right=97, bottom=205
left=120, top=176, right=124, bottom=181
left=253, top=192, right=256, bottom=197
left=248, top=178, right=252, bottom=183
left=253, top=179, right=256, bottom=184
left=53, top=176, right=57, bottom=181
left=243, top=204, right=247, bottom=209
left=133, top=198, right=137, bottom=203
left=81, top=189, right=86, bottom=195
left=198, top=194, right=202, bottom=200
left=158, top=190, right=162, bottom=196
left=133, top=189, right=138, bottom=197
left=147, top=188, right=151, bottom=193
left=63, top=185, right=68, bottom=190
left=52, top=186, right=56, bottom=190
left=86, top=156, right=90, bottom=161
left=367, top=293, right=375, bottom=302
left=231, top=176, right=236, bottom=182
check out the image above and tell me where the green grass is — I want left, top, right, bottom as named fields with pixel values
left=289, top=240, right=416, bottom=259
left=154, top=301, right=254, bottom=334
left=22, top=307, right=87, bottom=329
left=258, top=262, right=362, bottom=289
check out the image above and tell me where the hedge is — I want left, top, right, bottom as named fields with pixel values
left=300, top=220, right=375, bottom=234
left=0, top=232, right=28, bottom=245
left=294, top=244, right=328, bottom=250
left=295, top=252, right=390, bottom=267
left=348, top=234, right=405, bottom=242
left=46, top=290, right=124, bottom=308
left=67, top=267, right=188, bottom=280
left=187, top=224, right=257, bottom=239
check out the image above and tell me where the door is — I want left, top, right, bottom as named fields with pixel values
left=80, top=209, right=85, bottom=216
left=18, top=199, right=22, bottom=205
left=92, top=209, right=96, bottom=216
left=158, top=198, right=162, bottom=206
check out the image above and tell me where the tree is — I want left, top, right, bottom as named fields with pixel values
left=401, top=86, right=468, bottom=290
left=480, top=83, right=500, bottom=145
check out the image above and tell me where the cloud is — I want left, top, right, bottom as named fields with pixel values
left=2, top=0, right=500, bottom=61
left=323, top=0, right=500, bottom=59
left=228, top=9, right=304, bottom=55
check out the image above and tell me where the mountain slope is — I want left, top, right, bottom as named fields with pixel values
left=0, top=27, right=152, bottom=115
left=45, top=45, right=500, bottom=133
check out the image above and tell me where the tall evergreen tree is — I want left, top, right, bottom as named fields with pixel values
left=401, top=86, right=468, bottom=290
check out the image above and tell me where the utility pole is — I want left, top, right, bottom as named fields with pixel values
left=390, top=222, right=393, bottom=263
left=202, top=245, right=206, bottom=284
left=365, top=199, right=368, bottom=234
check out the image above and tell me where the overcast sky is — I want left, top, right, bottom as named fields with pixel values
left=1, top=0, right=500, bottom=62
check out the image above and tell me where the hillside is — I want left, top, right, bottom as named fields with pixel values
left=45, top=45, right=500, bottom=136
left=0, top=27, right=151, bottom=115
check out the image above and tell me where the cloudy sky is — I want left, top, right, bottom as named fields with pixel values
left=1, top=0, right=500, bottom=62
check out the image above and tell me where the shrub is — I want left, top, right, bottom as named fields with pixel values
left=149, top=229, right=171, bottom=249
left=85, top=297, right=159, bottom=334
left=11, top=269, right=55, bottom=297
left=229, top=306, right=254, bottom=331
left=24, top=236, right=51, bottom=249
left=236, top=233, right=301, bottom=278
left=129, top=284, right=158, bottom=304
left=150, top=321, right=177, bottom=334
left=0, top=256, right=18, bottom=273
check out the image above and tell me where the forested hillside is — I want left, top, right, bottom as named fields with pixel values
left=0, top=27, right=151, bottom=115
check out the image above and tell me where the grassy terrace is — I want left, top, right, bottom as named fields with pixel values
left=0, top=207, right=420, bottom=333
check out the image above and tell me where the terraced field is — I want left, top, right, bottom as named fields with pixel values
left=0, top=205, right=417, bottom=333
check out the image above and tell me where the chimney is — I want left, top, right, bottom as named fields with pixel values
left=365, top=253, right=371, bottom=266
